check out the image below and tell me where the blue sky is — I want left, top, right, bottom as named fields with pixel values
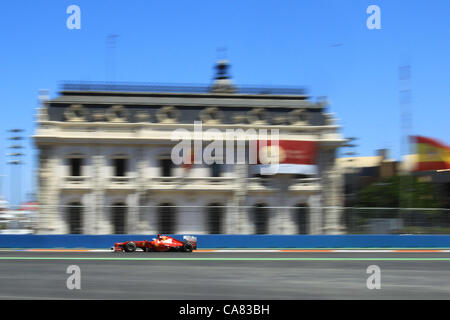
left=0, top=0, right=449, bottom=204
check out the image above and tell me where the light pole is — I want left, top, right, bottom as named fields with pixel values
left=342, top=137, right=359, bottom=206
left=399, top=65, right=413, bottom=209
left=7, top=129, right=25, bottom=208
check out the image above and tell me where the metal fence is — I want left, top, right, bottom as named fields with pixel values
left=1, top=205, right=450, bottom=235
left=342, top=207, right=450, bottom=234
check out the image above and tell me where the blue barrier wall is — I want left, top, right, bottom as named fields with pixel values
left=1, top=234, right=450, bottom=248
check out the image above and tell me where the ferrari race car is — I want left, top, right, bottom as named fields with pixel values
left=112, top=234, right=197, bottom=253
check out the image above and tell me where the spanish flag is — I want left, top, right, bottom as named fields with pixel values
left=411, top=136, right=450, bottom=171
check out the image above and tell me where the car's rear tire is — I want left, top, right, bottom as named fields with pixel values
left=124, top=242, right=137, bottom=253
left=183, top=243, right=194, bottom=253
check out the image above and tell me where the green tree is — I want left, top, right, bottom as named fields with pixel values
left=356, top=175, right=442, bottom=208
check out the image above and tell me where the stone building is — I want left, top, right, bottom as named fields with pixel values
left=33, top=61, right=345, bottom=234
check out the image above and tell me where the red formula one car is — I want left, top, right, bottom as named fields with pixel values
left=112, top=234, right=197, bottom=253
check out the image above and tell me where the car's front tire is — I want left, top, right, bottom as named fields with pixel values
left=124, top=242, right=137, bottom=253
left=182, top=243, right=194, bottom=253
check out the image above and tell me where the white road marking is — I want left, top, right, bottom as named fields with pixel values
left=200, top=250, right=283, bottom=253
left=333, top=250, right=394, bottom=253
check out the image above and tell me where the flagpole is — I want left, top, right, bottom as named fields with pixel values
left=399, top=64, right=413, bottom=217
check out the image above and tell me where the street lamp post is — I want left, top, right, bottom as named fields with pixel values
left=7, top=129, right=25, bottom=208
left=342, top=137, right=359, bottom=206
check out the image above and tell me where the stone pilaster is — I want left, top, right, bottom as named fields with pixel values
left=275, top=176, right=290, bottom=234
left=37, top=147, right=60, bottom=234
left=308, top=194, right=322, bottom=234
left=93, top=151, right=105, bottom=235
left=135, top=147, right=148, bottom=234
left=37, top=148, right=49, bottom=234
left=319, top=148, right=344, bottom=234
left=233, top=162, right=247, bottom=234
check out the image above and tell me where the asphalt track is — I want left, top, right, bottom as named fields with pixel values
left=0, top=250, right=450, bottom=299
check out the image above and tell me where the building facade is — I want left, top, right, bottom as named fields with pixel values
left=33, top=61, right=346, bottom=235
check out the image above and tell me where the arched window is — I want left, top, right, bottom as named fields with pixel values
left=253, top=204, right=269, bottom=234
left=207, top=203, right=224, bottom=234
left=158, top=203, right=176, bottom=234
left=295, top=204, right=309, bottom=234
left=67, top=202, right=83, bottom=234
left=112, top=202, right=127, bottom=234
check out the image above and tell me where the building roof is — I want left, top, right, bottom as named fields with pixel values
left=59, top=81, right=308, bottom=97
left=49, top=90, right=317, bottom=108
left=336, top=156, right=386, bottom=169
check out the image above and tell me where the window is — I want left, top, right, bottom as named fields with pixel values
left=160, top=158, right=173, bottom=177
left=253, top=204, right=269, bottom=234
left=207, top=204, right=224, bottom=234
left=67, top=202, right=83, bottom=234
left=112, top=203, right=127, bottom=234
left=158, top=203, right=176, bottom=234
left=69, top=158, right=83, bottom=176
left=113, top=158, right=127, bottom=177
left=210, top=163, right=222, bottom=177
left=295, top=204, right=308, bottom=234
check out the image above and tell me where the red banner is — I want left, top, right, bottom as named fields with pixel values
left=257, top=140, right=317, bottom=165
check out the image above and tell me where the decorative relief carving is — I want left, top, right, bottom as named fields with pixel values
left=156, top=106, right=179, bottom=123
left=248, top=108, right=267, bottom=125
left=199, top=107, right=222, bottom=124
left=61, top=104, right=327, bottom=127
left=289, top=109, right=309, bottom=125
left=106, top=105, right=128, bottom=122
left=107, top=105, right=128, bottom=122
left=64, top=104, right=87, bottom=122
